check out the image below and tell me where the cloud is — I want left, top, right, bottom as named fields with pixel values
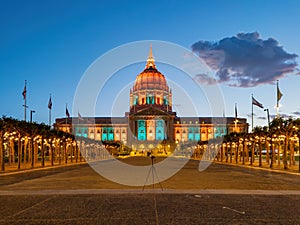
left=270, top=114, right=289, bottom=119
left=247, top=113, right=256, bottom=117
left=257, top=116, right=266, bottom=120
left=291, top=111, right=300, bottom=116
left=193, top=74, right=218, bottom=85
left=191, top=32, right=298, bottom=87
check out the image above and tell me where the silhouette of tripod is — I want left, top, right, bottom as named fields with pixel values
left=142, top=156, right=163, bottom=191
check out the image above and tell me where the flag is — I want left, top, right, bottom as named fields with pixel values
left=277, top=84, right=283, bottom=102
left=234, top=103, right=239, bottom=124
left=235, top=103, right=238, bottom=119
left=252, top=96, right=264, bottom=108
left=22, top=83, right=26, bottom=100
left=78, top=112, right=84, bottom=121
left=66, top=107, right=70, bottom=118
left=48, top=96, right=52, bottom=109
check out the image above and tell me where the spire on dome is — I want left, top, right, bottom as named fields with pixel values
left=145, top=44, right=156, bottom=69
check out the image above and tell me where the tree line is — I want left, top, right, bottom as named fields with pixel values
left=193, top=117, right=300, bottom=171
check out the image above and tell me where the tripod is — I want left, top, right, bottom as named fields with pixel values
left=142, top=156, right=163, bottom=191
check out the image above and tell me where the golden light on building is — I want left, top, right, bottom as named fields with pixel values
left=55, top=46, right=248, bottom=151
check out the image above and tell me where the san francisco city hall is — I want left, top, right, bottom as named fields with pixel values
left=55, top=47, right=248, bottom=151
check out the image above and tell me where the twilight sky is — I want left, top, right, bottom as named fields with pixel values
left=1, top=0, right=300, bottom=129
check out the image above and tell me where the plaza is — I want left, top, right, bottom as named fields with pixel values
left=0, top=159, right=299, bottom=224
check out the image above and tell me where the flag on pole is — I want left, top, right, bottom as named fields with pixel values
left=22, top=82, right=27, bottom=100
left=48, top=96, right=52, bottom=109
left=234, top=103, right=238, bottom=131
left=252, top=96, right=264, bottom=108
left=235, top=103, right=238, bottom=119
left=277, top=83, right=283, bottom=102
left=66, top=107, right=70, bottom=118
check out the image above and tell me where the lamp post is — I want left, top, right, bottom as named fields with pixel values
left=30, top=110, right=36, bottom=123
left=264, top=108, right=270, bottom=130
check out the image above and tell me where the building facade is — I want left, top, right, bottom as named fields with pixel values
left=55, top=47, right=248, bottom=149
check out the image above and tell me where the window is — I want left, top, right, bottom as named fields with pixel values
left=139, top=120, right=145, bottom=127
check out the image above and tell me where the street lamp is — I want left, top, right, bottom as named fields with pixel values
left=30, top=110, right=36, bottom=123
left=264, top=108, right=270, bottom=129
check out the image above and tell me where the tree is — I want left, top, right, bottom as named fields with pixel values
left=269, top=117, right=294, bottom=170
left=0, top=118, right=6, bottom=171
left=253, top=126, right=269, bottom=167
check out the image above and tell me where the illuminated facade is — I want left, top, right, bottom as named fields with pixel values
left=55, top=47, right=248, bottom=148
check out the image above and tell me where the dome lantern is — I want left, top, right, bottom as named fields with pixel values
left=145, top=44, right=156, bottom=69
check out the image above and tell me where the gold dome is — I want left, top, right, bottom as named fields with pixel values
left=133, top=67, right=169, bottom=92
left=132, top=45, right=169, bottom=92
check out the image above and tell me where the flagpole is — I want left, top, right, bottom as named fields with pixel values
left=65, top=103, right=67, bottom=125
left=49, top=94, right=51, bottom=127
left=234, top=103, right=237, bottom=132
left=24, top=80, right=27, bottom=121
left=49, top=107, right=51, bottom=126
left=276, top=80, right=279, bottom=117
left=23, top=80, right=28, bottom=121
left=251, top=94, right=254, bottom=132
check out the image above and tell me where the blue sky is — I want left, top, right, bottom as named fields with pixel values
left=1, top=0, right=300, bottom=128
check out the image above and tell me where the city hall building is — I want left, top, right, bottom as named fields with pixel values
left=55, top=47, right=248, bottom=148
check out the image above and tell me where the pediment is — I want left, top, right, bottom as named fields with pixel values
left=132, top=106, right=169, bottom=116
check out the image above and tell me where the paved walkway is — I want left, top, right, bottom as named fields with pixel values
left=1, top=158, right=299, bottom=192
left=1, top=158, right=299, bottom=224
left=0, top=193, right=299, bottom=224
left=1, top=156, right=299, bottom=175
left=0, top=160, right=86, bottom=174
left=215, top=160, right=300, bottom=176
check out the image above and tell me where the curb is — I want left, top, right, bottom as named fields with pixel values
left=0, top=189, right=299, bottom=196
